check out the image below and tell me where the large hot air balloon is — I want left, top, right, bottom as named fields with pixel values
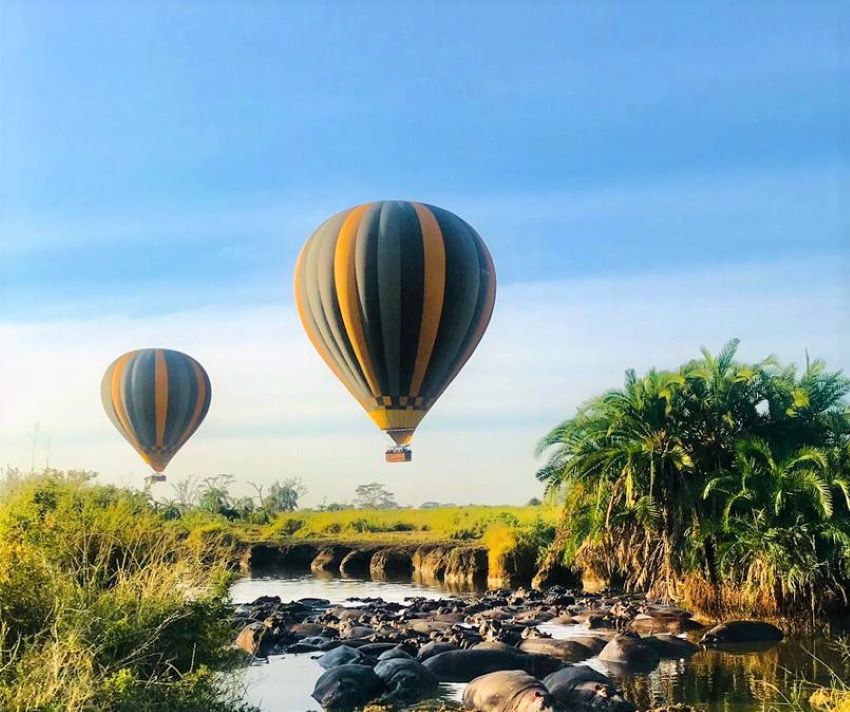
left=101, top=348, right=211, bottom=480
left=295, top=201, right=496, bottom=462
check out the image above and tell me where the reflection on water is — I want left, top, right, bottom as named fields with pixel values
left=233, top=568, right=849, bottom=712
left=230, top=565, right=478, bottom=606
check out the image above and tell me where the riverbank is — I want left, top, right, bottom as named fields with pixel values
left=202, top=504, right=560, bottom=590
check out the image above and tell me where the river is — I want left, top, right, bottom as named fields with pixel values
left=231, top=568, right=849, bottom=712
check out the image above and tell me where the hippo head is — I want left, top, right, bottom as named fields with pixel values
left=514, top=689, right=556, bottom=712
left=317, top=678, right=362, bottom=711
left=584, top=683, right=637, bottom=712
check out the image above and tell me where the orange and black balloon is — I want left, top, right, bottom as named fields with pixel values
left=101, top=348, right=211, bottom=473
left=294, top=201, right=496, bottom=458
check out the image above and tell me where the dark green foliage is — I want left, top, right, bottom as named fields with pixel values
left=537, top=340, right=850, bottom=616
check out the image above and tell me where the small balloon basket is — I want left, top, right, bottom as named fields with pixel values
left=385, top=447, right=412, bottom=463
left=144, top=473, right=167, bottom=488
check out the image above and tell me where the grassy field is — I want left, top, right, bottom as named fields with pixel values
left=259, top=504, right=560, bottom=544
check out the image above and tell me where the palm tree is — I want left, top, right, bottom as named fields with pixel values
left=536, top=340, right=850, bottom=616
left=537, top=368, right=694, bottom=596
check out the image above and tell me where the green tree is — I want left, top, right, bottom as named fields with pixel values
left=353, top=483, right=398, bottom=509
left=263, top=478, right=307, bottom=514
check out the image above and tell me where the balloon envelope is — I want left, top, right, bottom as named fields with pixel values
left=101, top=348, right=211, bottom=472
left=294, top=200, right=496, bottom=448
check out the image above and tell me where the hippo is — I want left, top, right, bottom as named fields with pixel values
left=474, top=640, right=523, bottom=653
left=377, top=645, right=414, bottom=661
left=357, top=642, right=398, bottom=656
left=289, top=622, right=330, bottom=638
left=234, top=622, right=268, bottom=656
left=643, top=634, right=700, bottom=658
left=519, top=637, right=597, bottom=663
left=544, top=665, right=636, bottom=711
left=416, top=640, right=459, bottom=661
left=311, top=664, right=384, bottom=711
left=700, top=621, right=783, bottom=646
left=343, top=624, right=375, bottom=639
left=598, top=634, right=661, bottom=671
left=373, top=659, right=440, bottom=703
left=629, top=613, right=703, bottom=635
left=423, top=648, right=563, bottom=683
left=564, top=635, right=613, bottom=656
left=317, top=645, right=364, bottom=669
left=410, top=619, right=453, bottom=635
left=462, top=671, right=555, bottom=712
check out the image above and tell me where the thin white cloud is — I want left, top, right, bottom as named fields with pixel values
left=1, top=257, right=847, bottom=505
left=5, top=165, right=845, bottom=258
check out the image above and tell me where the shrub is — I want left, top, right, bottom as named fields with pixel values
left=0, top=472, right=254, bottom=712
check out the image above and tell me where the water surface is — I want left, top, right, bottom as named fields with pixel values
left=232, top=569, right=849, bottom=712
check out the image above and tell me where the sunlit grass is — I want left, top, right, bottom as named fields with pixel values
left=260, top=504, right=559, bottom=543
left=0, top=471, right=254, bottom=712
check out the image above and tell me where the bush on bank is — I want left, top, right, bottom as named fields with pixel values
left=0, top=471, right=255, bottom=712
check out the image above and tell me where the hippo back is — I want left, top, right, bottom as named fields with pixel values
left=424, top=648, right=562, bottom=683
left=463, top=670, right=555, bottom=712
left=311, top=664, right=383, bottom=711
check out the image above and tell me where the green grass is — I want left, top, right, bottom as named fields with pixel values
left=0, top=471, right=255, bottom=712
left=260, top=504, right=559, bottom=544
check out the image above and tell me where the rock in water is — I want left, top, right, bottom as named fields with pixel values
left=311, top=664, right=383, bottom=711
left=463, top=670, right=556, bottom=712
left=700, top=621, right=783, bottom=645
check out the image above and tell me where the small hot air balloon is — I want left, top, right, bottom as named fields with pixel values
left=295, top=201, right=496, bottom=462
left=101, top=348, right=211, bottom=481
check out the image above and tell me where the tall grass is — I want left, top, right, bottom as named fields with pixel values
left=0, top=471, right=254, bottom=712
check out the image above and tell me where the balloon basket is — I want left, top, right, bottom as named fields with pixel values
left=144, top=473, right=167, bottom=487
left=385, top=447, right=412, bottom=463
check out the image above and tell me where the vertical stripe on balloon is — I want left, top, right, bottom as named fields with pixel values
left=409, top=203, right=446, bottom=397
left=154, top=349, right=169, bottom=448
left=334, top=204, right=380, bottom=397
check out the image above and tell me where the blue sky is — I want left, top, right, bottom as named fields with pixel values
left=1, top=2, right=848, bottom=503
